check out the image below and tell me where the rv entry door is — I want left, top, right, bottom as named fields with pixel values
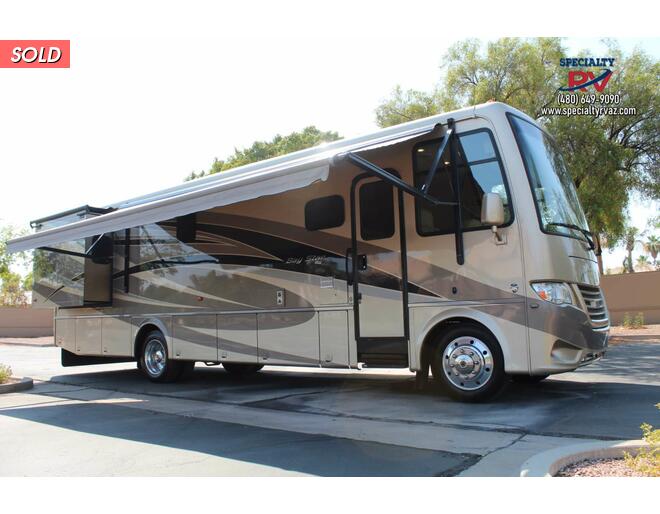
left=349, top=173, right=409, bottom=367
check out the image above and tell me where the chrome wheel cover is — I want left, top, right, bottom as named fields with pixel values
left=442, top=336, right=494, bottom=391
left=144, top=338, right=167, bottom=377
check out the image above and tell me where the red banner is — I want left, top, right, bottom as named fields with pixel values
left=0, top=40, right=70, bottom=68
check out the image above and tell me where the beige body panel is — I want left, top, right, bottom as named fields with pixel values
left=102, top=316, right=132, bottom=356
left=75, top=317, right=101, bottom=355
left=257, top=311, right=319, bottom=365
left=319, top=310, right=350, bottom=368
left=55, top=317, right=76, bottom=353
left=173, top=314, right=217, bottom=361
left=218, top=313, right=258, bottom=363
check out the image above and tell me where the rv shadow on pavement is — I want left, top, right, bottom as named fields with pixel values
left=42, top=345, right=660, bottom=442
left=0, top=398, right=477, bottom=476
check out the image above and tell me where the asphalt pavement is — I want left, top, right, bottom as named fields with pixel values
left=0, top=341, right=658, bottom=476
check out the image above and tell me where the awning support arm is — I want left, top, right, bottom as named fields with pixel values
left=421, top=124, right=454, bottom=194
left=339, top=117, right=464, bottom=265
left=448, top=118, right=464, bottom=265
left=338, top=153, right=457, bottom=207
left=39, top=247, right=90, bottom=259
left=84, top=233, right=106, bottom=256
left=38, top=233, right=107, bottom=260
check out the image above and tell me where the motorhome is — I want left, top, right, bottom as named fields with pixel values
left=8, top=102, right=609, bottom=401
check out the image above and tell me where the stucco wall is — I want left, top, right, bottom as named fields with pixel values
left=0, top=307, right=54, bottom=337
left=600, top=270, right=660, bottom=325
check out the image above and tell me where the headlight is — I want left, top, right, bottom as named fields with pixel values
left=531, top=282, right=573, bottom=305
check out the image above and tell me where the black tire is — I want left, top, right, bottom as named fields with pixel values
left=510, top=374, right=549, bottom=384
left=138, top=330, right=185, bottom=383
left=430, top=323, right=506, bottom=402
left=178, top=361, right=196, bottom=381
left=222, top=363, right=264, bottom=377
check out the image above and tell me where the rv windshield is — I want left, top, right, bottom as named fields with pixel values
left=509, top=115, right=591, bottom=243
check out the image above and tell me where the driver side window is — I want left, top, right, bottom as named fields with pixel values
left=413, top=129, right=512, bottom=236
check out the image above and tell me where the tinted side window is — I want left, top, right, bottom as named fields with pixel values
left=305, top=195, right=345, bottom=231
left=413, top=130, right=512, bottom=236
left=359, top=180, right=395, bottom=240
left=176, top=213, right=197, bottom=243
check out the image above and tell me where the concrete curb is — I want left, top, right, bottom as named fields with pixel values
left=520, top=439, right=648, bottom=477
left=0, top=377, right=34, bottom=394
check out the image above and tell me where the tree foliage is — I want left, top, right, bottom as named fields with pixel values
left=375, top=38, right=659, bottom=250
left=0, top=224, right=32, bottom=306
left=645, top=234, right=659, bottom=266
left=186, top=126, right=342, bottom=181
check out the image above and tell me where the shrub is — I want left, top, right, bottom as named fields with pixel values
left=623, top=312, right=633, bottom=328
left=623, top=312, right=646, bottom=329
left=625, top=403, right=660, bottom=477
left=0, top=363, right=11, bottom=384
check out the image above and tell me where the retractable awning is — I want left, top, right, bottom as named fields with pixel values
left=7, top=163, right=330, bottom=253
left=7, top=121, right=446, bottom=254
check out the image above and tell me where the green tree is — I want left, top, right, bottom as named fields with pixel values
left=186, top=126, right=341, bottom=181
left=622, top=225, right=644, bottom=273
left=644, top=234, right=659, bottom=267
left=375, top=38, right=659, bottom=273
left=376, top=86, right=440, bottom=128
left=0, top=224, right=32, bottom=306
left=636, top=254, right=651, bottom=271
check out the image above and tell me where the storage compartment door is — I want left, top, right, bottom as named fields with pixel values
left=173, top=314, right=217, bottom=361
left=218, top=313, right=258, bottom=363
left=257, top=311, right=319, bottom=366
left=55, top=317, right=76, bottom=352
left=76, top=317, right=102, bottom=355
left=319, top=310, right=349, bottom=368
left=102, top=316, right=132, bottom=357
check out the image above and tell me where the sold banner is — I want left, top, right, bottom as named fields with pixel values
left=0, top=40, right=70, bottom=68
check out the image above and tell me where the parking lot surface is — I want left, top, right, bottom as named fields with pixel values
left=1, top=341, right=658, bottom=476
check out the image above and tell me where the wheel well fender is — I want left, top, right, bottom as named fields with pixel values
left=133, top=318, right=172, bottom=359
left=414, top=308, right=510, bottom=372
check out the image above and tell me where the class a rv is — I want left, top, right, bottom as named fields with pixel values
left=8, top=102, right=609, bottom=401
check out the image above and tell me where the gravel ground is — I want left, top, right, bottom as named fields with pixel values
left=557, top=458, right=647, bottom=477
left=609, top=324, right=660, bottom=345
left=0, top=336, right=54, bottom=347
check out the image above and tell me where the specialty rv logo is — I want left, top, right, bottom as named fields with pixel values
left=558, top=57, right=615, bottom=92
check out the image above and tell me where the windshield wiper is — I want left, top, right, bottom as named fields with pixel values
left=546, top=222, right=596, bottom=252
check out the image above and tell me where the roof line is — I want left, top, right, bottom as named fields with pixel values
left=109, top=104, right=479, bottom=210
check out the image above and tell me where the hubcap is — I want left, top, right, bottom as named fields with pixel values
left=144, top=338, right=167, bottom=376
left=442, top=336, right=494, bottom=391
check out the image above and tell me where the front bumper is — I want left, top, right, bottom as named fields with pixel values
left=529, top=329, right=608, bottom=374
left=527, top=300, right=609, bottom=374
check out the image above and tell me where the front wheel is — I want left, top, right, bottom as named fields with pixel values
left=430, top=324, right=506, bottom=402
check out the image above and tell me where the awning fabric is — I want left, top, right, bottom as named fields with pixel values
left=346, top=125, right=440, bottom=155
left=7, top=120, right=444, bottom=254
left=7, top=164, right=329, bottom=253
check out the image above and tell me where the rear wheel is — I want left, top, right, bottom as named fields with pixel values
left=222, top=363, right=264, bottom=377
left=139, top=330, right=188, bottom=383
left=430, top=324, right=506, bottom=402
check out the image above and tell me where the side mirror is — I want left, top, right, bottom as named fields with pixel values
left=481, top=193, right=505, bottom=226
left=481, top=193, right=505, bottom=244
